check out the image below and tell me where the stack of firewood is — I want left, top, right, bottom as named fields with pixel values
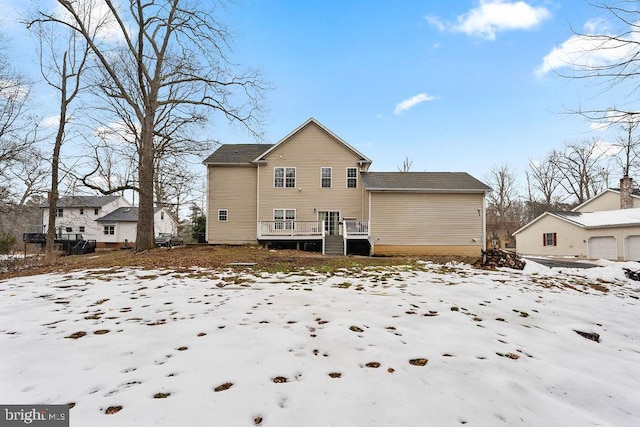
left=474, top=249, right=526, bottom=270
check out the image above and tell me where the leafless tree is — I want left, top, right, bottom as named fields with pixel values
left=28, top=16, right=90, bottom=255
left=397, top=156, right=413, bottom=172
left=558, top=1, right=640, bottom=127
left=549, top=138, right=611, bottom=204
left=0, top=34, right=33, bottom=200
left=35, top=0, right=266, bottom=250
left=485, top=163, right=520, bottom=248
left=610, top=115, right=640, bottom=177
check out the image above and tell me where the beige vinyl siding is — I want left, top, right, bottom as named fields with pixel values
left=515, top=215, right=587, bottom=257
left=258, top=122, right=367, bottom=222
left=207, top=166, right=258, bottom=244
left=369, top=192, right=484, bottom=252
left=575, top=191, right=640, bottom=212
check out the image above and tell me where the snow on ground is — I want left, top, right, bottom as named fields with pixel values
left=1, top=260, right=639, bottom=426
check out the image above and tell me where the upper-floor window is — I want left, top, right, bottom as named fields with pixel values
left=79, top=226, right=85, bottom=233
left=347, top=168, right=357, bottom=188
left=80, top=208, right=84, bottom=215
left=161, top=211, right=164, bottom=220
left=321, top=167, right=332, bottom=188
left=543, top=232, right=557, bottom=246
left=274, top=167, right=296, bottom=188
left=218, top=209, right=228, bottom=222
left=56, top=208, right=64, bottom=218
left=94, top=208, right=99, bottom=215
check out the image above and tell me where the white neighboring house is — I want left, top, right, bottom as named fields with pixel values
left=42, top=196, right=131, bottom=243
left=514, top=177, right=640, bottom=260
left=95, top=207, right=178, bottom=248
left=42, top=195, right=179, bottom=249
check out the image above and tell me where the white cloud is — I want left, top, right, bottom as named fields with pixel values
left=536, top=20, right=637, bottom=77
left=593, top=139, right=620, bottom=157
left=41, top=115, right=60, bottom=128
left=55, top=0, right=124, bottom=43
left=393, top=93, right=437, bottom=115
left=427, top=1, right=551, bottom=40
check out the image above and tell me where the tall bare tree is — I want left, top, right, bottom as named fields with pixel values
left=36, top=0, right=265, bottom=250
left=28, top=17, right=90, bottom=256
left=485, top=163, right=519, bottom=248
left=549, top=138, right=611, bottom=204
left=611, top=115, right=640, bottom=177
left=0, top=34, right=33, bottom=200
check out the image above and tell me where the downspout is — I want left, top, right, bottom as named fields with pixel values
left=256, top=164, right=260, bottom=240
left=482, top=193, right=487, bottom=251
left=368, top=191, right=373, bottom=256
left=205, top=167, right=210, bottom=243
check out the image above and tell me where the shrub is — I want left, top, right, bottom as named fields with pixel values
left=0, top=233, right=17, bottom=254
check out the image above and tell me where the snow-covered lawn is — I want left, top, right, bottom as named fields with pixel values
left=1, top=260, right=639, bottom=426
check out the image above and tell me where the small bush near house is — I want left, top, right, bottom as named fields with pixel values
left=0, top=233, right=17, bottom=254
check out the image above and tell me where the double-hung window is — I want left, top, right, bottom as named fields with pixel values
left=274, top=209, right=295, bottom=230
left=347, top=168, right=357, bottom=188
left=321, top=167, right=332, bottom=188
left=543, top=232, right=557, bottom=246
left=56, top=208, right=64, bottom=218
left=104, top=225, right=115, bottom=235
left=218, top=209, right=228, bottom=222
left=274, top=167, right=296, bottom=188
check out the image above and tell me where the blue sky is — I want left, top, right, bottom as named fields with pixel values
left=221, top=0, right=621, bottom=180
left=0, top=0, right=630, bottom=185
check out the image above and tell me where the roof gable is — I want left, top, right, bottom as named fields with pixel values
left=253, top=118, right=372, bottom=165
left=572, top=188, right=640, bottom=212
left=361, top=172, right=491, bottom=192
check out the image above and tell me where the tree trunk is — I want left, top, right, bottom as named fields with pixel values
left=135, top=122, right=156, bottom=251
left=46, top=52, right=68, bottom=257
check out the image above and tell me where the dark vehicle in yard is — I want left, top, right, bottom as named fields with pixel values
left=155, top=233, right=184, bottom=247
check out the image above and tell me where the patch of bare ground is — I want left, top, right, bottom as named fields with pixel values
left=0, top=245, right=475, bottom=279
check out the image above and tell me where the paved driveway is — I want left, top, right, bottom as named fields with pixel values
left=524, top=257, right=599, bottom=269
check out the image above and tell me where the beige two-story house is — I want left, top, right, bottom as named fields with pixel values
left=204, top=118, right=491, bottom=256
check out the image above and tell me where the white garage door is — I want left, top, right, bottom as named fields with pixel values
left=589, top=236, right=617, bottom=260
left=626, top=236, right=640, bottom=261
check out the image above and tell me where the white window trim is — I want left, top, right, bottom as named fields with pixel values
left=346, top=167, right=358, bottom=188
left=218, top=209, right=229, bottom=222
left=103, top=225, right=115, bottom=235
left=321, top=167, right=332, bottom=188
left=274, top=208, right=296, bottom=230
left=274, top=167, right=296, bottom=188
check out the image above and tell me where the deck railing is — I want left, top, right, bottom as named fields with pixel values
left=258, top=220, right=324, bottom=238
left=343, top=220, right=369, bottom=238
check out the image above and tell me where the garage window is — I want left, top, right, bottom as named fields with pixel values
left=543, top=232, right=557, bottom=246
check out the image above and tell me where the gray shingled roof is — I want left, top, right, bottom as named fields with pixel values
left=96, top=207, right=163, bottom=222
left=203, top=144, right=273, bottom=165
left=42, top=195, right=121, bottom=208
left=361, top=172, right=491, bottom=192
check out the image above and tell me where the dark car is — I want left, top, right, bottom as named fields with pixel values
left=155, top=233, right=184, bottom=247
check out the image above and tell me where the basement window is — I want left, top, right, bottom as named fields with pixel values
left=543, top=232, right=557, bottom=246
